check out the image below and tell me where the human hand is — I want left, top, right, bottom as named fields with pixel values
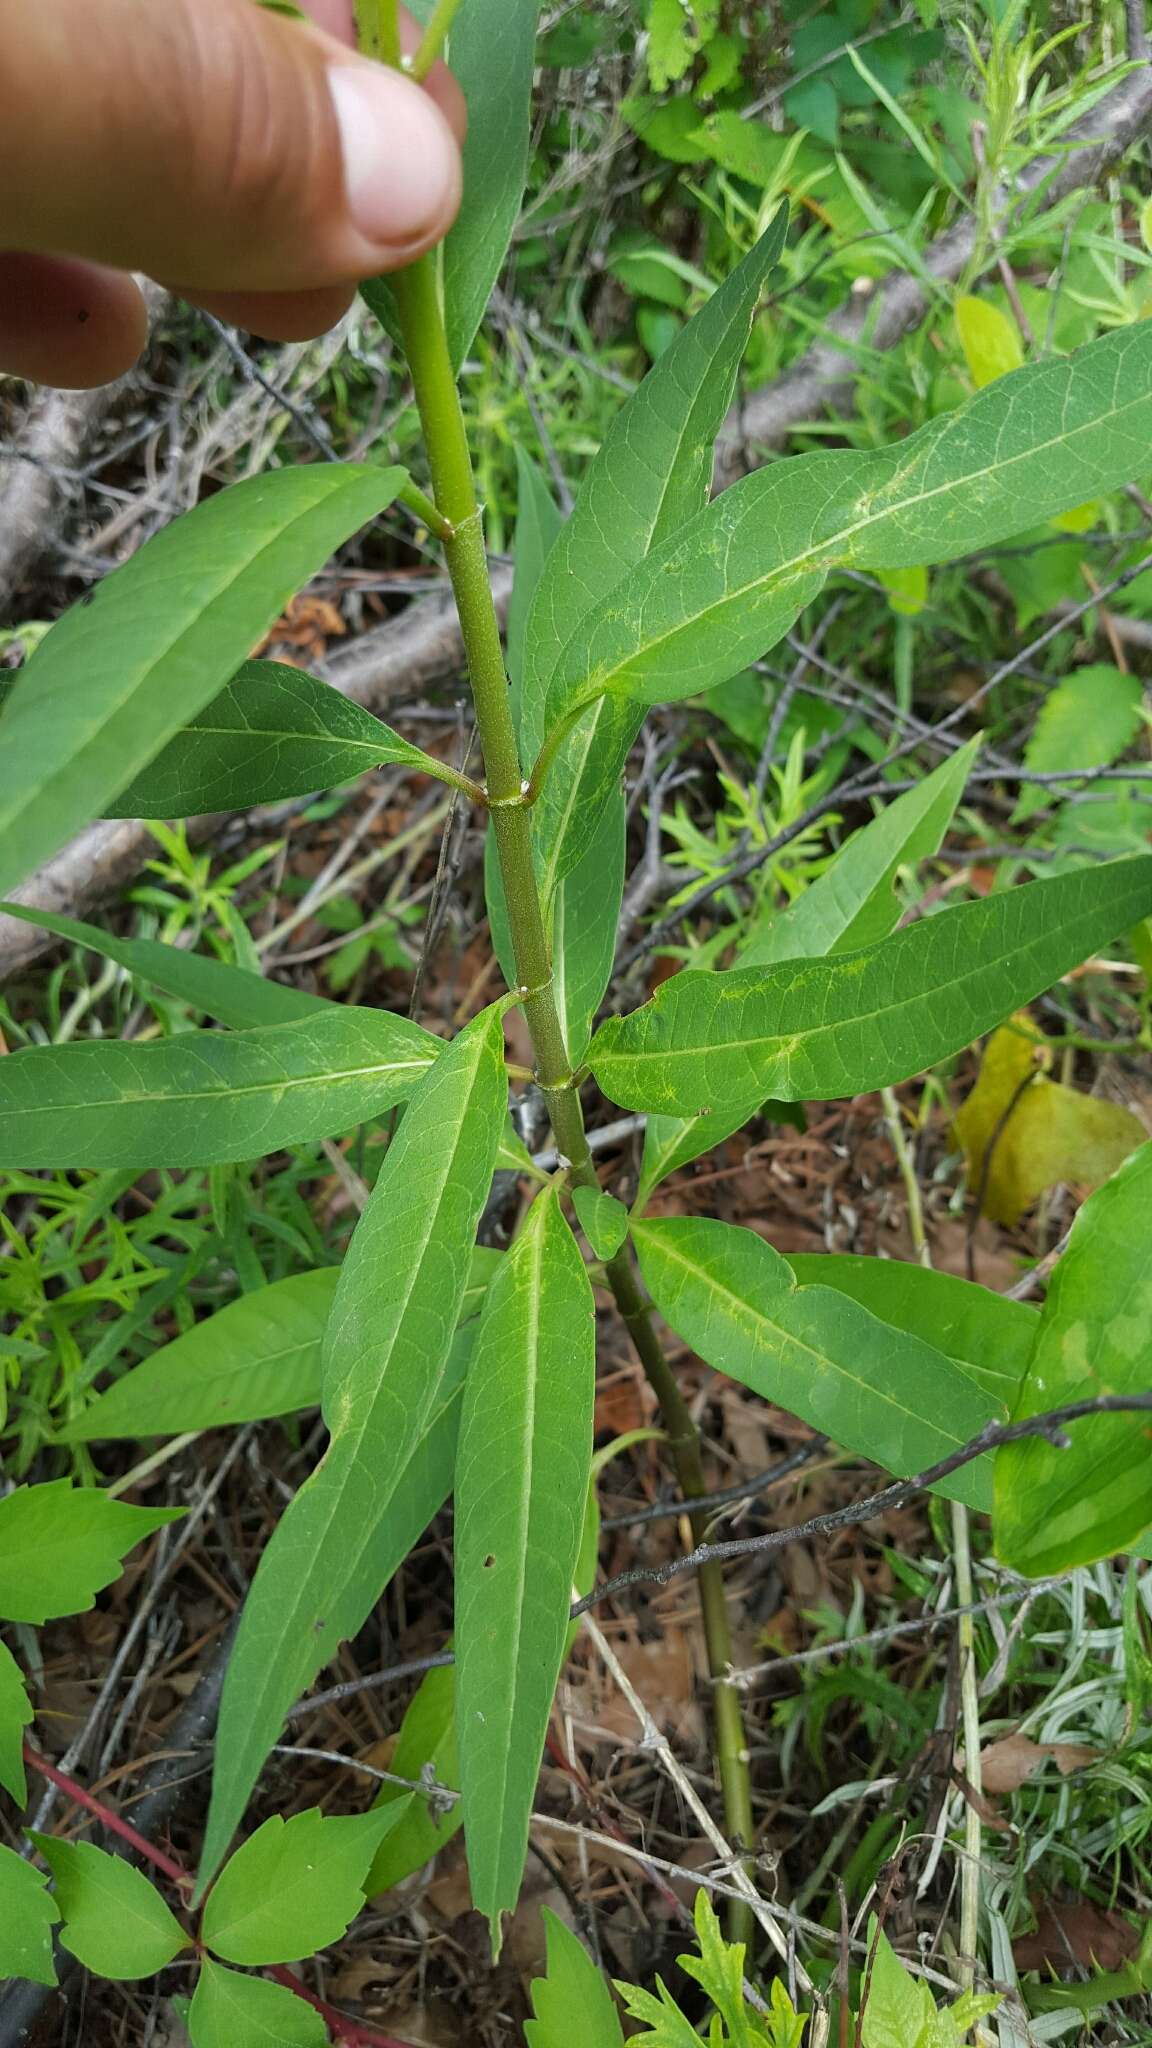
left=0, top=0, right=464, bottom=388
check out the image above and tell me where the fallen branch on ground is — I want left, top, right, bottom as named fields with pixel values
left=571, top=1391, right=1152, bottom=1612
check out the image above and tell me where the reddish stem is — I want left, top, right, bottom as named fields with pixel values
left=22, top=1744, right=413, bottom=2048
left=267, top=1968, right=413, bottom=2047
left=24, top=1743, right=189, bottom=1890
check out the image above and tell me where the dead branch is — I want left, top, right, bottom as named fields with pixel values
left=571, top=1391, right=1152, bottom=1612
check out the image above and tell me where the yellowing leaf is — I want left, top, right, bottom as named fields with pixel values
left=954, top=1016, right=1145, bottom=1225
left=955, top=294, right=1024, bottom=388
left=1049, top=499, right=1099, bottom=534
left=876, top=564, right=928, bottom=616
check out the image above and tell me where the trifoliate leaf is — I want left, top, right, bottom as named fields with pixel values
left=0, top=1844, right=59, bottom=1987
left=202, top=1806, right=402, bottom=1965
left=29, top=1835, right=187, bottom=1980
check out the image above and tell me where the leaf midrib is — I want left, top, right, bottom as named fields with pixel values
left=206, top=1026, right=496, bottom=1882
left=571, top=375, right=1147, bottom=703
left=645, top=1228, right=982, bottom=1452
left=0, top=1052, right=433, bottom=1121
left=601, top=891, right=1126, bottom=1075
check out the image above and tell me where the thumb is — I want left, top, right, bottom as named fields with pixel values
left=0, top=0, right=462, bottom=294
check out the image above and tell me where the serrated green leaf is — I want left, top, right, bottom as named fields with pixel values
left=572, top=1185, right=630, bottom=1260
left=362, top=1, right=539, bottom=372
left=200, top=1006, right=508, bottom=1890
left=615, top=1976, right=707, bottom=2046
left=188, top=1959, right=328, bottom=2047
left=995, top=1139, right=1152, bottom=1575
left=1015, top=664, right=1145, bottom=820
left=638, top=742, right=980, bottom=1202
left=859, top=1926, right=936, bottom=2046
left=365, top=1661, right=461, bottom=1895
left=742, top=737, right=980, bottom=966
left=0, top=1483, right=182, bottom=1625
left=203, top=1806, right=401, bottom=1964
left=104, top=660, right=435, bottom=818
left=30, top=1835, right=187, bottom=1981
left=60, top=1249, right=500, bottom=1443
left=456, top=1192, right=596, bottom=1945
left=0, top=466, right=406, bottom=897
left=542, top=325, right=1152, bottom=888
left=0, top=1006, right=440, bottom=1168
left=0, top=901, right=327, bottom=1029
left=633, top=1216, right=1001, bottom=1507
left=0, top=1639, right=32, bottom=1803
left=591, top=858, right=1152, bottom=1116
left=526, top=1907, right=625, bottom=2047
left=785, top=1254, right=1036, bottom=1407
left=0, top=1843, right=59, bottom=1987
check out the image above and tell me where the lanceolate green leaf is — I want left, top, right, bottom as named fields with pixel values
left=528, top=213, right=789, bottom=894
left=61, top=1252, right=501, bottom=1443
left=741, top=737, right=980, bottom=967
left=541, top=323, right=1152, bottom=889
left=455, top=1191, right=596, bottom=1946
left=551, top=789, right=626, bottom=1062
left=995, top=1140, right=1152, bottom=1575
left=521, top=210, right=788, bottom=760
left=507, top=449, right=566, bottom=735
left=104, top=660, right=436, bottom=818
left=365, top=1661, right=462, bottom=1895
left=202, top=1807, right=402, bottom=1965
left=0, top=1846, right=59, bottom=1989
left=636, top=743, right=981, bottom=1202
left=362, top=0, right=539, bottom=373
left=486, top=787, right=624, bottom=1063
left=786, top=1254, right=1036, bottom=1407
left=0, top=465, right=406, bottom=896
left=0, top=1483, right=181, bottom=1626
left=0, top=901, right=326, bottom=1029
left=200, top=1006, right=508, bottom=1889
left=30, top=1836, right=187, bottom=1980
left=592, top=857, right=1152, bottom=1115
left=633, top=1216, right=1002, bottom=1508
left=552, top=323, right=1152, bottom=719
left=189, top=1959, right=327, bottom=2047
left=0, top=1006, right=439, bottom=1168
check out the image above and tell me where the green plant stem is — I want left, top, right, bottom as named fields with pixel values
left=353, top=0, right=401, bottom=64
left=409, top=0, right=464, bottom=78
left=389, top=251, right=756, bottom=1939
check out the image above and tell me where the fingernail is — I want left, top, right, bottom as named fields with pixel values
left=329, top=65, right=460, bottom=251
